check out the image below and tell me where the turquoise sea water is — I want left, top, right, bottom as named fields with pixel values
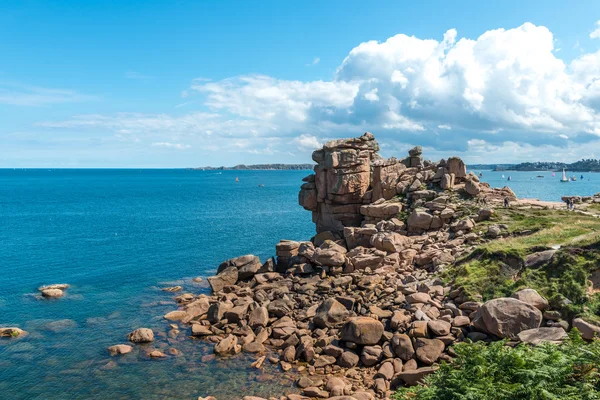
left=472, top=170, right=600, bottom=200
left=0, top=169, right=314, bottom=400
left=1, top=168, right=599, bottom=399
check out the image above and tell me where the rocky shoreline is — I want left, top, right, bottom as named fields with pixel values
left=130, top=133, right=599, bottom=399
left=3, top=132, right=600, bottom=400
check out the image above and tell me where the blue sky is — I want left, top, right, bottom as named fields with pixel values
left=2, top=0, right=600, bottom=167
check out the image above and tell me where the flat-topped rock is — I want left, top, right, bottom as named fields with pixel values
left=108, top=344, right=133, bottom=355
left=517, top=327, right=567, bottom=345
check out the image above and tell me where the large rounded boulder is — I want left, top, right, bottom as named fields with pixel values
left=341, top=317, right=384, bottom=345
left=472, top=298, right=542, bottom=339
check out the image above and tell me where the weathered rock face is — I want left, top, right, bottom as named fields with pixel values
left=207, top=266, right=238, bottom=293
left=473, top=298, right=542, bottom=339
left=298, top=132, right=380, bottom=235
left=372, top=158, right=405, bottom=201
left=446, top=157, right=466, bottom=180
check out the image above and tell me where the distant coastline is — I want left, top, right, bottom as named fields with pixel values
left=469, top=159, right=600, bottom=172
left=188, top=163, right=313, bottom=171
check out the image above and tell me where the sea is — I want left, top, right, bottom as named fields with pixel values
left=1, top=168, right=599, bottom=399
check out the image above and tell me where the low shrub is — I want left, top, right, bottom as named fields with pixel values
left=394, top=332, right=600, bottom=400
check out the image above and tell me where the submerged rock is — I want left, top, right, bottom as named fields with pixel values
left=108, top=344, right=133, bottom=356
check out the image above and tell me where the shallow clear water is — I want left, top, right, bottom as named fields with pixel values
left=1, top=167, right=599, bottom=399
left=0, top=169, right=313, bottom=400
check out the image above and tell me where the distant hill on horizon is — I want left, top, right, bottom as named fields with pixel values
left=189, top=163, right=314, bottom=171
left=468, top=159, right=600, bottom=172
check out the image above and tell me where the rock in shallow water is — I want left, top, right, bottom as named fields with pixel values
left=128, top=328, right=154, bottom=343
left=108, top=344, right=133, bottom=356
left=41, top=288, right=64, bottom=298
left=0, top=327, right=27, bottom=338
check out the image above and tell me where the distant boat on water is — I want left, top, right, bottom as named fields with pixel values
left=560, top=169, right=569, bottom=182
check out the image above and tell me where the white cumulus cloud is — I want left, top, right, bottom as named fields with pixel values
left=37, top=21, right=600, bottom=162
left=293, top=134, right=322, bottom=150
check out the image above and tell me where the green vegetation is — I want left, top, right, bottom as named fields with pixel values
left=394, top=333, right=600, bottom=400
left=477, top=208, right=600, bottom=254
left=447, top=207, right=600, bottom=323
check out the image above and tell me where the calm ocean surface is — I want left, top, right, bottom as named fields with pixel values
left=1, top=168, right=599, bottom=399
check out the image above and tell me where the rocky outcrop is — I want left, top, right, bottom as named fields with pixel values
left=298, top=132, right=380, bottom=235
left=164, top=132, right=591, bottom=399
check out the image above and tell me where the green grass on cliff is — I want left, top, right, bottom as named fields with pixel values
left=447, top=207, right=600, bottom=323
left=394, top=332, right=600, bottom=400
left=477, top=208, right=600, bottom=254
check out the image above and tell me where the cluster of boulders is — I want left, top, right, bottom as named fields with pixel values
left=145, top=133, right=599, bottom=399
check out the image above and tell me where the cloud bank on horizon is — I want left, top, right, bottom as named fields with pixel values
left=26, top=21, right=600, bottom=164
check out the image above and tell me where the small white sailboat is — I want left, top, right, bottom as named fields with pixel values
left=560, top=169, right=569, bottom=182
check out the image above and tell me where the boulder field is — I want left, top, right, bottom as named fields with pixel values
left=106, top=132, right=597, bottom=400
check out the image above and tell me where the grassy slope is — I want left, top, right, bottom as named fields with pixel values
left=448, top=207, right=600, bottom=323
left=395, top=207, right=600, bottom=400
